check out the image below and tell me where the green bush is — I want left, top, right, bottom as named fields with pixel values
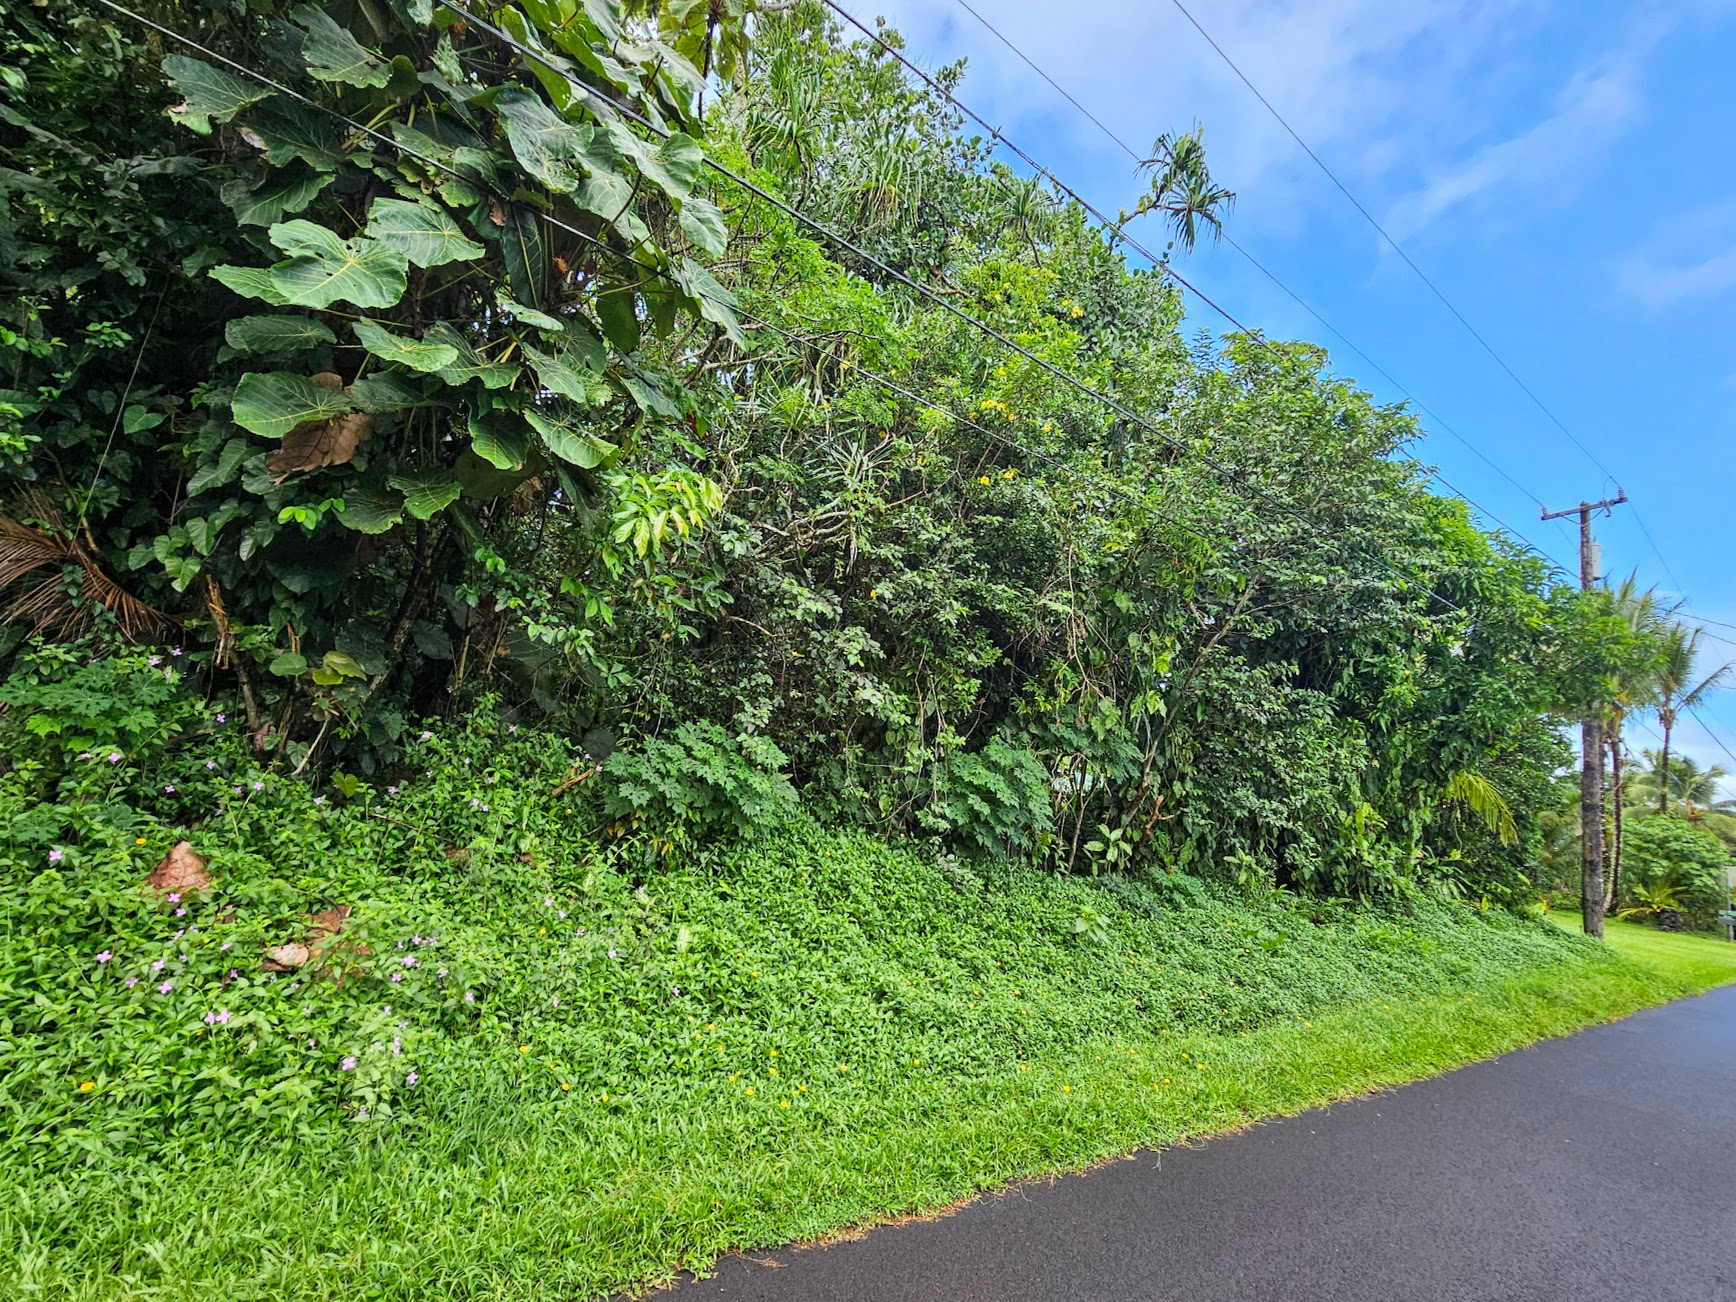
left=1621, top=815, right=1730, bottom=922
left=927, top=741, right=1055, bottom=860
left=598, top=721, right=798, bottom=850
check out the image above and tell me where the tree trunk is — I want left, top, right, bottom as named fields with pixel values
left=1581, top=715, right=1606, bottom=938
left=1657, top=707, right=1674, bottom=816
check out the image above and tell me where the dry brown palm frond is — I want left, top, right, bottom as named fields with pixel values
left=0, top=494, right=174, bottom=642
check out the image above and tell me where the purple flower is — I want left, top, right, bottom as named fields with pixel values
left=215, top=713, right=226, bottom=723
left=96, top=950, right=113, bottom=964
left=226, top=968, right=239, bottom=981
left=251, top=781, right=264, bottom=792
left=672, top=985, right=681, bottom=996
left=391, top=1036, right=402, bottom=1056
left=168, top=893, right=181, bottom=903
left=220, top=940, right=232, bottom=951
left=607, top=949, right=618, bottom=960
left=205, top=760, right=216, bottom=770
left=437, top=967, right=448, bottom=979
left=557, top=910, right=567, bottom=920
left=544, top=896, right=553, bottom=908
left=107, top=752, right=122, bottom=763
left=464, top=991, right=475, bottom=1003
left=390, top=971, right=403, bottom=983
left=149, top=656, right=162, bottom=667
left=157, top=980, right=174, bottom=994
left=175, top=907, right=186, bottom=917
left=405, top=1071, right=419, bottom=1086
left=124, top=976, right=139, bottom=989
left=509, top=724, right=518, bottom=734
left=383, top=1006, right=391, bottom=1016
left=203, top=1009, right=230, bottom=1026
left=313, top=796, right=326, bottom=806
left=357, top=1107, right=368, bottom=1118
left=387, top=786, right=398, bottom=796
left=172, top=647, right=183, bottom=657
left=78, top=751, right=93, bottom=761
left=173, top=929, right=184, bottom=941
left=420, top=731, right=433, bottom=742
left=179, top=954, right=188, bottom=963
left=49, top=848, right=64, bottom=864
left=551, top=996, right=559, bottom=1007
left=152, top=959, right=166, bottom=972
left=400, top=955, right=417, bottom=968
left=164, top=784, right=176, bottom=794
left=341, top=1056, right=357, bottom=1071
left=577, top=927, right=587, bottom=937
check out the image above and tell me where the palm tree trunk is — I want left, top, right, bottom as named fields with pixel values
left=1658, top=707, right=1674, bottom=816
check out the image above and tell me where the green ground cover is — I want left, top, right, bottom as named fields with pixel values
left=6, top=724, right=1732, bottom=1301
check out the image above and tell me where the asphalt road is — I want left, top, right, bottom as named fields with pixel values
left=665, top=985, right=1736, bottom=1301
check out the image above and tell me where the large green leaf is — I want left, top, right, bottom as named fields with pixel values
left=386, top=470, right=463, bottom=520
left=210, top=265, right=290, bottom=306
left=500, top=202, right=548, bottom=310
left=521, top=341, right=607, bottom=405
left=232, top=372, right=354, bottom=439
left=673, top=256, right=744, bottom=345
left=221, top=168, right=332, bottom=227
left=455, top=448, right=534, bottom=500
left=468, top=410, right=533, bottom=470
left=352, top=320, right=460, bottom=374
left=595, top=290, right=640, bottom=353
left=499, top=296, right=567, bottom=334
left=603, top=121, right=702, bottom=201
left=247, top=99, right=345, bottom=171
left=291, top=4, right=392, bottom=88
left=424, top=322, right=519, bottom=389
left=495, top=88, right=604, bottom=194
left=335, top=488, right=406, bottom=535
left=225, top=315, right=337, bottom=354
left=162, top=55, right=271, bottom=135
left=366, top=197, right=485, bottom=268
left=267, top=220, right=408, bottom=310
left=352, top=373, right=441, bottom=413
left=526, top=406, right=617, bottom=469
left=677, top=194, right=728, bottom=257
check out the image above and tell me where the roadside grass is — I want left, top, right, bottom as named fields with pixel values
left=8, top=871, right=1732, bottom=1301
left=1547, top=911, right=1736, bottom=988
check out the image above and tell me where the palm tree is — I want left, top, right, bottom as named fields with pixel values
left=1604, top=574, right=1668, bottom=908
left=1650, top=625, right=1732, bottom=814
left=1128, top=126, right=1235, bottom=254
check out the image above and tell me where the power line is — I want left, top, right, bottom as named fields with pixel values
left=1688, top=707, right=1736, bottom=773
left=941, top=0, right=1577, bottom=571
left=443, top=0, right=1475, bottom=615
left=1159, top=0, right=1688, bottom=598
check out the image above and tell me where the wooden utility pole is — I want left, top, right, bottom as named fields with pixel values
left=1542, top=491, right=1627, bottom=938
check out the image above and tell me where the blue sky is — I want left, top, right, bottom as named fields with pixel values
left=864, top=0, right=1736, bottom=789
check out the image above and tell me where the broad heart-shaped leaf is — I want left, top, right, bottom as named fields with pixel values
left=495, top=87, right=603, bottom=194
left=424, top=322, right=519, bottom=390
left=232, top=371, right=355, bottom=440
left=225, top=314, right=337, bottom=354
left=526, top=405, right=618, bottom=469
left=677, top=194, right=727, bottom=257
left=500, top=202, right=548, bottom=310
left=521, top=341, right=606, bottom=405
left=221, top=168, right=332, bottom=227
left=498, top=295, right=566, bottom=334
left=366, top=197, right=484, bottom=268
left=351, top=372, right=441, bottom=413
left=290, top=4, right=392, bottom=88
left=211, top=265, right=289, bottom=306
left=162, top=55, right=271, bottom=134
left=468, top=410, right=532, bottom=471
left=268, top=220, right=408, bottom=310
left=603, top=121, right=702, bottom=202
left=673, top=256, right=745, bottom=345
left=455, top=448, right=535, bottom=500
left=352, top=320, right=460, bottom=374
left=247, top=99, right=345, bottom=171
left=335, top=487, right=405, bottom=535
left=386, top=470, right=463, bottom=520
left=595, top=290, right=640, bottom=354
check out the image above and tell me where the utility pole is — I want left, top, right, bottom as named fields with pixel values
left=1542, top=490, right=1627, bottom=938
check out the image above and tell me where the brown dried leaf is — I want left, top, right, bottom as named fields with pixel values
left=262, top=943, right=311, bottom=972
left=266, top=409, right=375, bottom=480
left=145, top=840, right=211, bottom=893
left=307, top=905, right=351, bottom=936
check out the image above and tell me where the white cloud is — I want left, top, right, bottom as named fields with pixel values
left=1381, top=51, right=1645, bottom=243
left=1621, top=244, right=1736, bottom=310
left=1619, top=202, right=1736, bottom=310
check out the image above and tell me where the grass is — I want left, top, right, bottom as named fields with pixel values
left=8, top=868, right=1735, bottom=1300
left=1548, top=910, right=1736, bottom=988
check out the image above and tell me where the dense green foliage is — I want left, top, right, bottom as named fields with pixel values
left=1618, top=815, right=1729, bottom=922
left=0, top=0, right=1659, bottom=904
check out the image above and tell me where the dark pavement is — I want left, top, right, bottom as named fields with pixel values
left=669, top=985, right=1736, bottom=1301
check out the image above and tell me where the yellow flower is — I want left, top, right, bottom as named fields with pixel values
left=745, top=1087, right=755, bottom=1096
left=769, top=1049, right=777, bottom=1057
left=560, top=1082, right=570, bottom=1091
left=601, top=1093, right=610, bottom=1101
left=1042, top=421, right=1054, bottom=433
left=1070, top=305, right=1084, bottom=318
left=78, top=1081, right=95, bottom=1092
left=1001, top=469, right=1016, bottom=480
left=707, top=1024, right=715, bottom=1031
left=768, top=1067, right=778, bottom=1077
left=797, top=1084, right=807, bottom=1093
left=135, top=837, right=147, bottom=845
left=780, top=1100, right=790, bottom=1109
left=520, top=1045, right=531, bottom=1054
left=1019, top=1064, right=1027, bottom=1072
left=729, top=1075, right=738, bottom=1082
left=977, top=475, right=990, bottom=485
left=869, top=588, right=878, bottom=599
left=839, top=1064, right=849, bottom=1072
left=1062, top=1085, right=1071, bottom=1093
left=538, top=927, right=547, bottom=936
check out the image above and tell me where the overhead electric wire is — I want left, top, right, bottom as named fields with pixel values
left=1160, top=0, right=1688, bottom=598
left=940, top=0, right=1577, bottom=572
